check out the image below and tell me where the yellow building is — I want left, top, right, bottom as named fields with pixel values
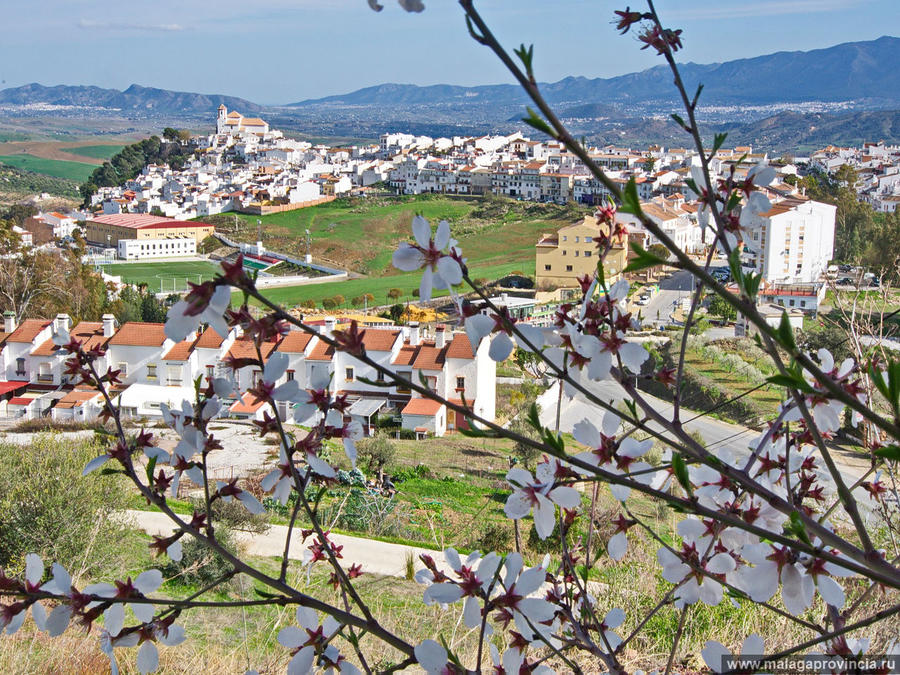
left=85, top=214, right=214, bottom=247
left=535, top=215, right=627, bottom=289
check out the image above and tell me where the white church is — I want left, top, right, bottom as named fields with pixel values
left=216, top=105, right=270, bottom=135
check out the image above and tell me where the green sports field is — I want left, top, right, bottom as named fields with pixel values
left=0, top=154, right=95, bottom=182
left=101, top=260, right=221, bottom=293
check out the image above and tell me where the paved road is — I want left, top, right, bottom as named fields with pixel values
left=635, top=269, right=699, bottom=327
left=128, top=510, right=455, bottom=579
left=536, top=379, right=870, bottom=489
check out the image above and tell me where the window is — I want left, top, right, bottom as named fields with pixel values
left=562, top=250, right=567, bottom=256
left=206, top=365, right=214, bottom=380
left=345, top=367, right=354, bottom=382
left=15, top=358, right=26, bottom=377
left=147, top=364, right=157, bottom=380
left=117, top=362, right=128, bottom=378
left=562, top=235, right=567, bottom=241
left=286, top=369, right=295, bottom=381
left=544, top=264, right=552, bottom=271
left=37, top=362, right=52, bottom=383
left=456, top=376, right=465, bottom=391
left=584, top=250, right=592, bottom=257
left=252, top=370, right=262, bottom=386
left=585, top=236, right=593, bottom=243
left=167, top=366, right=182, bottom=386
left=575, top=236, right=580, bottom=243
left=566, top=265, right=573, bottom=272
left=396, top=371, right=412, bottom=393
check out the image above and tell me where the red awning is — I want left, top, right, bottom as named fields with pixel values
left=0, top=381, right=28, bottom=395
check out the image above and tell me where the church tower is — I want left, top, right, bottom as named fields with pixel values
left=216, top=104, right=227, bottom=134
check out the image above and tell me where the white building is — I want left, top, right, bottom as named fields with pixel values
left=117, top=236, right=197, bottom=260
left=745, top=197, right=836, bottom=284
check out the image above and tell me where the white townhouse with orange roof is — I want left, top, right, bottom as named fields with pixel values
left=216, top=106, right=270, bottom=136
left=0, top=311, right=496, bottom=436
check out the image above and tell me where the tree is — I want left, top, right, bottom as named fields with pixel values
left=387, top=288, right=403, bottom=300
left=708, top=294, right=736, bottom=322
left=356, top=434, right=396, bottom=481
left=642, top=156, right=656, bottom=173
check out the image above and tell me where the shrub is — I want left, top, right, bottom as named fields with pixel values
left=0, top=436, right=129, bottom=576
left=468, top=522, right=512, bottom=553
left=188, top=496, right=270, bottom=535
left=161, top=529, right=239, bottom=588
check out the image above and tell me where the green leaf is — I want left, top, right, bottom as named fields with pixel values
left=595, top=258, right=605, bottom=288
left=356, top=376, right=393, bottom=388
left=670, top=113, right=687, bottom=130
left=777, top=311, right=797, bottom=351
left=623, top=242, right=667, bottom=274
left=691, top=83, right=704, bottom=108
left=146, top=455, right=158, bottom=485
left=619, top=177, right=641, bottom=215
left=521, top=107, right=555, bottom=138
left=787, top=511, right=812, bottom=546
left=875, top=445, right=900, bottom=462
left=766, top=369, right=813, bottom=393
left=727, top=248, right=743, bottom=289
left=671, top=453, right=692, bottom=495
left=458, top=425, right=489, bottom=439
left=712, top=132, right=728, bottom=154
left=514, top=43, right=535, bottom=76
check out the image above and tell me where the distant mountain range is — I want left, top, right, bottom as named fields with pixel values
left=1, top=36, right=899, bottom=151
left=290, top=35, right=900, bottom=108
left=0, top=83, right=261, bottom=114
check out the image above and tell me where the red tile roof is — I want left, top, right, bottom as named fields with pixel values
left=89, top=214, right=213, bottom=230
left=412, top=344, right=445, bottom=371
left=162, top=338, right=195, bottom=362
left=360, top=329, right=400, bottom=352
left=109, top=322, right=168, bottom=347
left=278, top=331, right=315, bottom=354
left=307, top=339, right=335, bottom=361
left=7, top=319, right=51, bottom=344
left=230, top=391, right=267, bottom=414
left=55, top=388, right=102, bottom=409
left=195, top=327, right=225, bottom=349
left=445, top=334, right=474, bottom=359
left=392, top=345, right=418, bottom=367
left=32, top=322, right=107, bottom=357
left=402, top=398, right=444, bottom=416
left=0, top=381, right=28, bottom=395
left=226, top=336, right=278, bottom=363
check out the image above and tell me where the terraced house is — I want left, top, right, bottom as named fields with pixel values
left=0, top=314, right=495, bottom=438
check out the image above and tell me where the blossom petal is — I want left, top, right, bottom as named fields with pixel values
left=415, top=639, right=449, bottom=675
left=412, top=215, right=431, bottom=248
left=607, top=531, right=627, bottom=561
left=278, top=626, right=305, bottom=649
left=25, top=553, right=43, bottom=587
left=45, top=605, right=72, bottom=637
left=104, top=604, right=125, bottom=637
left=134, top=570, right=163, bottom=595
left=701, top=641, right=730, bottom=673
left=489, top=332, right=514, bottom=362
left=423, top=583, right=463, bottom=606
left=83, top=454, right=110, bottom=475
left=392, top=243, right=425, bottom=272
left=434, top=219, right=451, bottom=250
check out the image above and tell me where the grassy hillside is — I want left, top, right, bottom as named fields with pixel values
left=221, top=194, right=586, bottom=275
left=0, top=154, right=95, bottom=182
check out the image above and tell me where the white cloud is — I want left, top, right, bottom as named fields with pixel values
left=78, top=19, right=185, bottom=32
left=668, top=0, right=864, bottom=20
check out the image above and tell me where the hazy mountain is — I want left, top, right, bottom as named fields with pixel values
left=290, top=36, right=900, bottom=108
left=0, top=83, right=262, bottom=114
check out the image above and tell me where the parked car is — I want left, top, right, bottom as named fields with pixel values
left=869, top=277, right=881, bottom=287
left=838, top=264, right=852, bottom=272
left=836, top=277, right=854, bottom=285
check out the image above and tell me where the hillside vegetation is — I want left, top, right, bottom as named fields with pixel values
left=215, top=194, right=586, bottom=275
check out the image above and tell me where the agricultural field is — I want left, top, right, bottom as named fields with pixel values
left=101, top=260, right=221, bottom=293
left=59, top=143, right=125, bottom=160
left=0, top=154, right=95, bottom=182
left=220, top=194, right=586, bottom=276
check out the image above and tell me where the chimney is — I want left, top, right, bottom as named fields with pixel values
left=3, top=311, right=15, bottom=334
left=54, top=313, right=71, bottom=335
left=435, top=324, right=446, bottom=349
left=102, top=314, right=116, bottom=338
left=408, top=321, right=420, bottom=346
left=323, top=316, right=336, bottom=336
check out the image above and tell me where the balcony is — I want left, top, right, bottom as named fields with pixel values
left=36, top=374, right=53, bottom=383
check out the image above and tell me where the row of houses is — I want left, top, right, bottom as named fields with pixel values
left=0, top=312, right=495, bottom=438
left=810, top=141, right=900, bottom=213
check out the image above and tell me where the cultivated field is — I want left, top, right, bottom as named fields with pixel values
left=0, top=154, right=95, bottom=182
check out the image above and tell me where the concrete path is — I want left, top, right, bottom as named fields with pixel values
left=127, top=510, right=453, bottom=579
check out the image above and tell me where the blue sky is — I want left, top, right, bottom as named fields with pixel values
left=2, top=0, right=897, bottom=104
